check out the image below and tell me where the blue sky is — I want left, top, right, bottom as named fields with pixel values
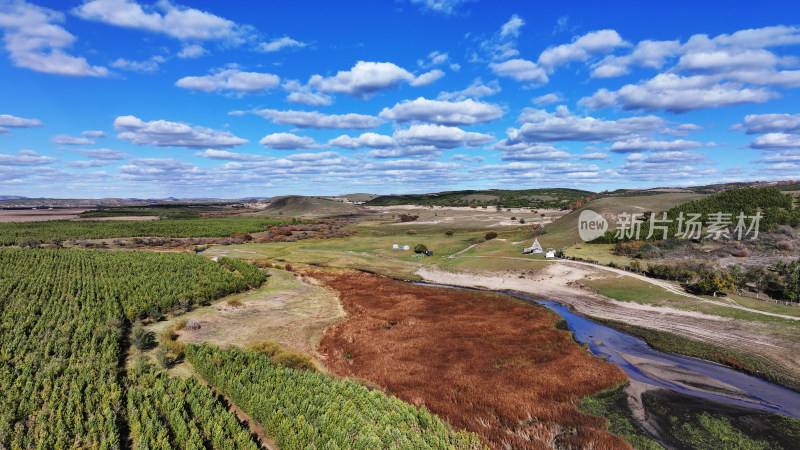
left=1, top=0, right=800, bottom=198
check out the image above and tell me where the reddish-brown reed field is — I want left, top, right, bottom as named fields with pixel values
left=313, top=270, right=630, bottom=450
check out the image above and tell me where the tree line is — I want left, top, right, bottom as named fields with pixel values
left=591, top=187, right=799, bottom=243
left=0, top=217, right=293, bottom=246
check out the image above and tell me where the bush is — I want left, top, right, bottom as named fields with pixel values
left=731, top=248, right=750, bottom=257
left=398, top=214, right=419, bottom=223
left=776, top=240, right=794, bottom=250
left=444, top=230, right=454, bottom=237
left=154, top=347, right=172, bottom=369
left=246, top=341, right=316, bottom=371
left=406, top=229, right=417, bottom=235
left=689, top=270, right=735, bottom=295
left=485, top=231, right=498, bottom=240
left=19, top=238, right=39, bottom=248
left=272, top=352, right=316, bottom=371
left=131, top=324, right=155, bottom=351
left=414, top=244, right=428, bottom=253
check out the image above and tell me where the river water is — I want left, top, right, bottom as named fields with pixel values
left=418, top=283, right=800, bottom=419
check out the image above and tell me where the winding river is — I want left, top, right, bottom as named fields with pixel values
left=418, top=282, right=800, bottom=420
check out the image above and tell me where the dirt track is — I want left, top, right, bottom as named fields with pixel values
left=458, top=256, right=800, bottom=321
left=417, top=262, right=800, bottom=389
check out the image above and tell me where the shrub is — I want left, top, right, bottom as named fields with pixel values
left=732, top=248, right=750, bottom=257
left=19, top=238, right=39, bottom=248
left=246, top=341, right=282, bottom=357
left=776, top=240, right=794, bottom=250
left=414, top=244, right=428, bottom=253
left=246, top=341, right=317, bottom=371
left=689, top=270, right=735, bottom=295
left=485, top=231, right=498, bottom=240
left=444, top=230, right=454, bottom=237
left=398, top=214, right=419, bottom=223
left=131, top=324, right=155, bottom=351
left=272, top=352, right=316, bottom=371
left=519, top=218, right=526, bottom=224
left=226, top=298, right=244, bottom=307
left=614, top=241, right=642, bottom=256
left=406, top=229, right=417, bottom=235
left=154, top=347, right=172, bottom=369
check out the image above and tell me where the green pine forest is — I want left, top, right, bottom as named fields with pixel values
left=0, top=248, right=483, bottom=449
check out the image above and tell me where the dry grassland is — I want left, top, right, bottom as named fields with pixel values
left=312, top=270, right=630, bottom=449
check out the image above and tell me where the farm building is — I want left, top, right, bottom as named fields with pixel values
left=522, top=239, right=543, bottom=254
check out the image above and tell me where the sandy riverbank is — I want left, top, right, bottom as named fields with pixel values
left=416, top=262, right=800, bottom=389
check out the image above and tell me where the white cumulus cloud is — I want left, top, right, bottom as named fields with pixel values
left=489, top=59, right=548, bottom=84
left=437, top=78, right=500, bottom=101
left=511, top=106, right=664, bottom=142
left=538, top=29, right=628, bottom=72
left=259, top=133, right=320, bottom=150
left=0, top=1, right=108, bottom=76
left=73, top=0, right=248, bottom=43
left=307, top=61, right=443, bottom=99
left=51, top=134, right=96, bottom=145
left=243, top=109, right=382, bottom=129
left=609, top=138, right=704, bottom=153
left=0, top=113, right=43, bottom=130
left=114, top=115, right=248, bottom=149
left=176, top=69, right=280, bottom=94
left=379, top=97, right=503, bottom=126
left=0, top=150, right=56, bottom=166
left=329, top=133, right=395, bottom=150
left=258, top=36, right=306, bottom=52
left=393, top=124, right=493, bottom=149
left=194, top=149, right=266, bottom=161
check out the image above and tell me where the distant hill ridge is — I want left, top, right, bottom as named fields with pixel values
left=366, top=188, right=595, bottom=209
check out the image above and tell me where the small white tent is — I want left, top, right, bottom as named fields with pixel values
left=402, top=245, right=410, bottom=250
left=522, top=239, right=543, bottom=254
left=392, top=244, right=400, bottom=249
